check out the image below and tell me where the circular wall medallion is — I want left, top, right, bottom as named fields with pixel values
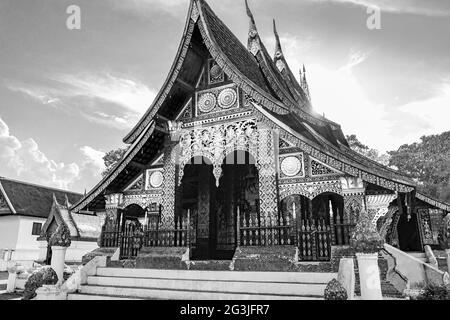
left=218, top=88, right=237, bottom=109
left=281, top=156, right=302, bottom=177
left=149, top=171, right=163, bottom=188
left=210, top=64, right=222, bottom=80
left=198, top=92, right=217, bottom=113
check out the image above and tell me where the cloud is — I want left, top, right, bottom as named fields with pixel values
left=307, top=0, right=450, bottom=17
left=274, top=34, right=450, bottom=152
left=0, top=117, right=105, bottom=191
left=4, top=72, right=156, bottom=130
left=110, top=0, right=188, bottom=17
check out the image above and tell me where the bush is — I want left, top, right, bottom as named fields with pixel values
left=350, top=211, right=384, bottom=254
left=417, top=284, right=450, bottom=300
left=22, top=267, right=58, bottom=300
left=324, top=279, right=348, bottom=300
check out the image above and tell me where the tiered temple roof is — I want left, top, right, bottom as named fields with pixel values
left=70, top=0, right=450, bottom=213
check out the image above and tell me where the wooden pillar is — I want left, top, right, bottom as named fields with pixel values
left=257, top=128, right=278, bottom=227
left=161, top=138, right=178, bottom=230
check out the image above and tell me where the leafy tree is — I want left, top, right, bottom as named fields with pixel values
left=388, top=132, right=450, bottom=202
left=102, top=147, right=128, bottom=177
left=346, top=134, right=390, bottom=166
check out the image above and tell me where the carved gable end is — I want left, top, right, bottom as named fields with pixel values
left=0, top=192, right=10, bottom=212
left=309, top=157, right=341, bottom=177
left=124, top=174, right=144, bottom=192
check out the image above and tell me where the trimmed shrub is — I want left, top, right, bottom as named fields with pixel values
left=350, top=211, right=384, bottom=254
left=417, top=284, right=450, bottom=300
left=22, top=267, right=58, bottom=300
left=324, top=279, right=348, bottom=300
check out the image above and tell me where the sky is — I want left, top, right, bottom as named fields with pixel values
left=0, top=0, right=449, bottom=193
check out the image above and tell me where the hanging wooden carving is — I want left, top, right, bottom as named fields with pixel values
left=178, top=119, right=259, bottom=187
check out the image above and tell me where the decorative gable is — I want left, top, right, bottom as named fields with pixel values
left=125, top=175, right=144, bottom=192
left=208, top=59, right=225, bottom=85
left=195, top=83, right=240, bottom=116
left=0, top=192, right=10, bottom=211
left=310, top=158, right=340, bottom=177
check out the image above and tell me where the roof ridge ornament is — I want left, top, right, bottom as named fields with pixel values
left=273, top=19, right=286, bottom=72
left=64, top=194, right=71, bottom=209
left=52, top=193, right=60, bottom=207
left=191, top=0, right=200, bottom=22
left=245, top=0, right=260, bottom=55
left=300, top=65, right=311, bottom=101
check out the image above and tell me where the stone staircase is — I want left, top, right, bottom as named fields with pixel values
left=407, top=252, right=428, bottom=263
left=68, top=268, right=336, bottom=300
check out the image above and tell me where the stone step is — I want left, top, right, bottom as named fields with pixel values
left=68, top=293, right=142, bottom=300
left=95, top=267, right=337, bottom=284
left=408, top=252, right=426, bottom=259
left=87, top=275, right=327, bottom=296
left=78, top=284, right=323, bottom=300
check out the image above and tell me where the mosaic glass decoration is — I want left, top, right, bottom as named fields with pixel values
left=197, top=92, right=217, bottom=113
left=281, top=156, right=302, bottom=177
left=218, top=88, right=237, bottom=109
left=149, top=171, right=164, bottom=189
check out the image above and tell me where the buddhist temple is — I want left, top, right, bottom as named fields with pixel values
left=70, top=0, right=450, bottom=270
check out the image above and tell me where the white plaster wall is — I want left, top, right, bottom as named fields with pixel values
left=37, top=240, right=98, bottom=263
left=0, top=216, right=20, bottom=251
left=12, top=216, right=46, bottom=262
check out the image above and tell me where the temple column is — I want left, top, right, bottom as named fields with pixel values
left=160, top=139, right=179, bottom=230
left=99, top=193, right=123, bottom=247
left=341, top=177, right=366, bottom=244
left=257, top=128, right=278, bottom=227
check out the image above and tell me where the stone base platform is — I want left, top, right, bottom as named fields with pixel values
left=135, top=247, right=189, bottom=270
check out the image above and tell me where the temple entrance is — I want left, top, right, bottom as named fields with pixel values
left=397, top=210, right=422, bottom=252
left=119, top=204, right=145, bottom=259
left=180, top=151, right=259, bottom=260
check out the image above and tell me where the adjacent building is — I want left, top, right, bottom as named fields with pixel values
left=0, top=177, right=100, bottom=269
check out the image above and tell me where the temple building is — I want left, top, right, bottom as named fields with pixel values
left=0, top=177, right=84, bottom=269
left=71, top=0, right=450, bottom=268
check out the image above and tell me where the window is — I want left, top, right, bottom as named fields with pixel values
left=31, top=222, right=42, bottom=236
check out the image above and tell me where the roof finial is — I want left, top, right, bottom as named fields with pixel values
left=52, top=193, right=59, bottom=206
left=300, top=65, right=311, bottom=102
left=245, top=0, right=256, bottom=30
left=64, top=194, right=71, bottom=209
left=245, top=0, right=259, bottom=53
left=273, top=19, right=282, bottom=54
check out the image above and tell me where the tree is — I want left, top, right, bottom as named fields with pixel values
left=102, top=147, right=128, bottom=177
left=388, top=132, right=450, bottom=203
left=346, top=134, right=390, bottom=166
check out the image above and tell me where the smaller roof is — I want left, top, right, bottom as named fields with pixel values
left=41, top=194, right=102, bottom=241
left=0, top=177, right=83, bottom=218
